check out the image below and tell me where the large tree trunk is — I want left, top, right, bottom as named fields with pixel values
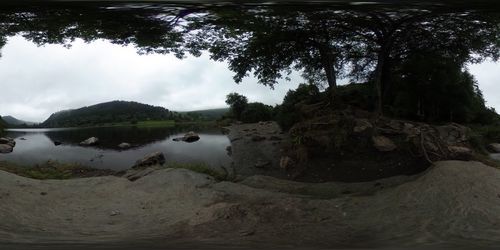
left=373, top=46, right=389, bottom=116
left=319, top=47, right=337, bottom=101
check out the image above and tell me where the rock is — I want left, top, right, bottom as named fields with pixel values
left=0, top=137, right=15, bottom=147
left=118, top=142, right=132, bottom=149
left=259, top=121, right=266, bottom=126
left=133, top=152, right=166, bottom=169
left=221, top=127, right=231, bottom=134
left=0, top=144, right=13, bottom=154
left=0, top=137, right=16, bottom=147
left=487, top=143, right=500, bottom=153
left=183, top=131, right=200, bottom=142
left=110, top=210, right=120, bottom=216
left=173, top=131, right=200, bottom=143
left=122, top=168, right=157, bottom=181
left=54, top=141, right=62, bottom=146
left=372, top=136, right=397, bottom=152
left=448, top=146, right=473, bottom=156
left=79, top=137, right=99, bottom=146
left=437, top=123, right=470, bottom=144
left=20, top=138, right=26, bottom=141
left=226, top=146, right=232, bottom=156
left=279, top=156, right=294, bottom=169
left=353, top=119, right=372, bottom=133
left=251, top=135, right=266, bottom=142
left=254, top=160, right=271, bottom=169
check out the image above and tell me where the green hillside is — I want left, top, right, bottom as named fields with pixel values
left=42, top=101, right=174, bottom=128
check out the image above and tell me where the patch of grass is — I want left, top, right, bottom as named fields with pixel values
left=0, top=160, right=115, bottom=180
left=163, top=162, right=228, bottom=181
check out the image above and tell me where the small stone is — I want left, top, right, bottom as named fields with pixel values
left=372, top=136, right=397, bottom=152
left=254, top=160, right=271, bottom=169
left=40, top=192, right=47, bottom=196
left=239, top=229, right=255, bottom=236
left=118, top=142, right=132, bottom=149
left=110, top=210, right=120, bottom=216
left=353, top=119, right=372, bottom=133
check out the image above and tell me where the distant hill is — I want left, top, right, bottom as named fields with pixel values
left=2, top=115, right=37, bottom=126
left=0, top=116, right=7, bottom=130
left=182, top=108, right=229, bottom=121
left=42, top=101, right=173, bottom=127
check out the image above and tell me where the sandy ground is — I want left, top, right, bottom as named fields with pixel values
left=1, top=160, right=500, bottom=249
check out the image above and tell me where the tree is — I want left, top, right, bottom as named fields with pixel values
left=225, top=93, right=248, bottom=120
left=240, top=103, right=274, bottom=123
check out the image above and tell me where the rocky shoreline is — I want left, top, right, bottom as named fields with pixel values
left=2, top=123, right=500, bottom=248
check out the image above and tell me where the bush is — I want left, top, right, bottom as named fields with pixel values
left=240, top=102, right=274, bottom=123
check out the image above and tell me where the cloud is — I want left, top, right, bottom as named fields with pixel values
left=468, top=61, right=500, bottom=111
left=0, top=36, right=301, bottom=122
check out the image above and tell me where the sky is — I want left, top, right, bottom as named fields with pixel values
left=0, top=36, right=301, bottom=123
left=0, top=35, right=499, bottom=123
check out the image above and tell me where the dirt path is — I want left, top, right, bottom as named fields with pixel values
left=1, top=161, right=500, bottom=248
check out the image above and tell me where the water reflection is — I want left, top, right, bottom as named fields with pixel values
left=2, top=126, right=231, bottom=171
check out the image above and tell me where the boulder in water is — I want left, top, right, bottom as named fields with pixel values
left=80, top=137, right=99, bottom=146
left=118, top=142, right=132, bottom=149
left=173, top=131, right=200, bottom=143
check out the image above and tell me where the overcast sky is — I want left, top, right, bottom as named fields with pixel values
left=0, top=35, right=499, bottom=123
left=0, top=36, right=302, bottom=123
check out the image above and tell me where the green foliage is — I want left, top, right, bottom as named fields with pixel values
left=183, top=108, right=230, bottom=121
left=387, top=54, right=499, bottom=123
left=42, top=101, right=175, bottom=127
left=240, top=103, right=274, bottom=123
left=471, top=125, right=500, bottom=144
left=225, top=93, right=248, bottom=120
left=275, top=84, right=321, bottom=130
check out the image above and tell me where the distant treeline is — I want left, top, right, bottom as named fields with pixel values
left=38, top=101, right=230, bottom=128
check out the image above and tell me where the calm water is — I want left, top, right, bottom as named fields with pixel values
left=1, top=126, right=231, bottom=171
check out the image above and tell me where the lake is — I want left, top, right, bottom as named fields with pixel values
left=1, top=125, right=232, bottom=171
